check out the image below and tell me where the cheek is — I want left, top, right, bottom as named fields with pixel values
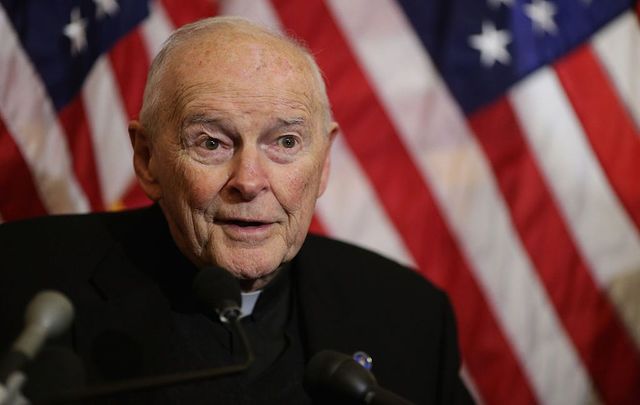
left=277, top=161, right=323, bottom=213
left=165, top=157, right=227, bottom=208
left=185, top=173, right=218, bottom=207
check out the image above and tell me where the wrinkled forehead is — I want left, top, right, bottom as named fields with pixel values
left=161, top=30, right=322, bottom=124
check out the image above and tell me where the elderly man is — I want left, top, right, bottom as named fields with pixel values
left=0, top=17, right=471, bottom=404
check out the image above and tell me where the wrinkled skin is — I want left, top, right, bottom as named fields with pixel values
left=129, top=28, right=337, bottom=291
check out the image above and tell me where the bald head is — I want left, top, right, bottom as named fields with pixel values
left=139, top=16, right=332, bottom=138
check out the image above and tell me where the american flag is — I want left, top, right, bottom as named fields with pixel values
left=1, top=0, right=639, bottom=403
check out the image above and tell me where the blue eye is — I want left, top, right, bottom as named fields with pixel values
left=204, top=137, right=219, bottom=150
left=279, top=135, right=298, bottom=149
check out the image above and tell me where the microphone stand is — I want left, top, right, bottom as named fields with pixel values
left=41, top=318, right=254, bottom=404
left=0, top=371, right=29, bottom=405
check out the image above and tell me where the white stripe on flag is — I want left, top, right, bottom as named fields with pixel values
left=325, top=1, right=591, bottom=403
left=510, top=67, right=640, bottom=285
left=82, top=58, right=134, bottom=207
left=316, top=136, right=414, bottom=267
left=460, top=367, right=484, bottom=405
left=0, top=6, right=90, bottom=214
left=591, top=11, right=640, bottom=130
left=141, top=0, right=175, bottom=59
left=219, top=0, right=282, bottom=29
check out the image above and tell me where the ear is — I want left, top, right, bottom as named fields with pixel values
left=317, top=122, right=339, bottom=198
left=129, top=121, right=162, bottom=201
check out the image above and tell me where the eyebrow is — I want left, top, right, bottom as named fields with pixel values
left=271, top=117, right=312, bottom=136
left=181, top=114, right=310, bottom=138
left=182, top=114, right=227, bottom=128
left=277, top=117, right=307, bottom=126
left=183, top=115, right=306, bottom=126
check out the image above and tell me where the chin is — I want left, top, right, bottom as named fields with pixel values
left=208, top=236, right=295, bottom=280
left=225, top=263, right=282, bottom=292
left=216, top=252, right=283, bottom=283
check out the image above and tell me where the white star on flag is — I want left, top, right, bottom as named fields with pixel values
left=63, top=7, right=88, bottom=55
left=488, top=0, right=514, bottom=9
left=524, top=0, right=558, bottom=34
left=93, top=0, right=120, bottom=19
left=469, top=21, right=512, bottom=67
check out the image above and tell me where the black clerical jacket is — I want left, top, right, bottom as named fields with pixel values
left=0, top=205, right=471, bottom=404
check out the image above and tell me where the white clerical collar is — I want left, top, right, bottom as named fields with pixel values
left=240, top=290, right=262, bottom=318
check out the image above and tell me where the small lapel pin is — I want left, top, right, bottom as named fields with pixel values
left=352, top=351, right=373, bottom=371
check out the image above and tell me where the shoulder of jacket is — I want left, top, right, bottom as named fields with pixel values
left=297, top=233, right=447, bottom=305
left=0, top=206, right=152, bottom=242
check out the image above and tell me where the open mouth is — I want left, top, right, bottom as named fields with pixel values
left=229, top=220, right=266, bottom=227
left=215, top=218, right=274, bottom=239
left=216, top=219, right=270, bottom=227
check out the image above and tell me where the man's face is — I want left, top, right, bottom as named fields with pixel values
left=135, top=33, right=335, bottom=289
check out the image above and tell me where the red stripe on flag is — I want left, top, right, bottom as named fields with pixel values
left=119, top=180, right=152, bottom=210
left=271, top=1, right=537, bottom=403
left=0, top=116, right=47, bottom=221
left=108, top=28, right=153, bottom=211
left=58, top=98, right=105, bottom=211
left=555, top=45, right=640, bottom=232
left=159, top=0, right=218, bottom=27
left=470, top=97, right=640, bottom=405
left=308, top=214, right=327, bottom=236
left=108, top=28, right=150, bottom=121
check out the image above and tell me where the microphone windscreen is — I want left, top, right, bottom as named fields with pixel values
left=192, top=266, right=241, bottom=322
left=24, top=346, right=85, bottom=402
left=304, top=350, right=377, bottom=403
left=1, top=290, right=75, bottom=382
left=25, top=291, right=74, bottom=339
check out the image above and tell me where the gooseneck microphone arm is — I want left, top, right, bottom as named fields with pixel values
left=44, top=266, right=254, bottom=404
left=45, top=317, right=254, bottom=404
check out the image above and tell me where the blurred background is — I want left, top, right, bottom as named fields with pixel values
left=1, top=0, right=639, bottom=403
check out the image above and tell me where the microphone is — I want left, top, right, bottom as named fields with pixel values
left=304, top=350, right=415, bottom=405
left=23, top=347, right=85, bottom=403
left=46, top=266, right=254, bottom=403
left=192, top=265, right=255, bottom=366
left=192, top=265, right=242, bottom=323
left=0, top=291, right=74, bottom=383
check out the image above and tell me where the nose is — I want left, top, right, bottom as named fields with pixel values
left=226, top=146, right=269, bottom=201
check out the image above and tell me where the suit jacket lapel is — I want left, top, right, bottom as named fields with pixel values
left=75, top=207, right=202, bottom=381
left=293, top=236, right=354, bottom=358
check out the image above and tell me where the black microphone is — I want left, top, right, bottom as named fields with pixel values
left=192, top=265, right=242, bottom=323
left=46, top=266, right=254, bottom=403
left=304, top=350, right=415, bottom=405
left=0, top=291, right=75, bottom=384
